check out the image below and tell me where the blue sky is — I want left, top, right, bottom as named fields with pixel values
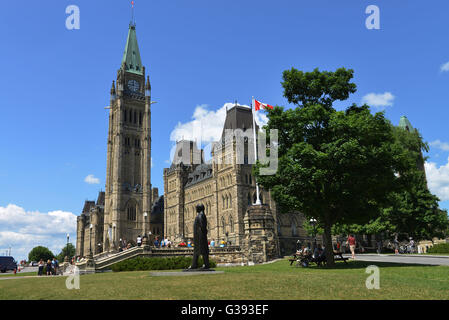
left=1, top=0, right=449, bottom=261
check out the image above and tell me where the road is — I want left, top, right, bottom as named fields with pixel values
left=346, top=254, right=449, bottom=266
left=0, top=266, right=38, bottom=275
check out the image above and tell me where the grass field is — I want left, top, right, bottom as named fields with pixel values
left=0, top=259, right=448, bottom=300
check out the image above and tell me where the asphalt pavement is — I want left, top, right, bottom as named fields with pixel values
left=345, top=254, right=449, bottom=266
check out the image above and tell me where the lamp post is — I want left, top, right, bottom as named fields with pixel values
left=310, top=218, right=317, bottom=251
left=144, top=212, right=148, bottom=236
left=89, top=224, right=93, bottom=256
left=66, top=234, right=69, bottom=262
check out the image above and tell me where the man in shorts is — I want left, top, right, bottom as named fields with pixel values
left=347, top=234, right=356, bottom=259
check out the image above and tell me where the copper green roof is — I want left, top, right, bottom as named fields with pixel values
left=121, top=24, right=143, bottom=75
left=398, top=116, right=414, bottom=132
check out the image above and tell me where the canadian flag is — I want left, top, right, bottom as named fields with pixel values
left=254, top=99, right=274, bottom=111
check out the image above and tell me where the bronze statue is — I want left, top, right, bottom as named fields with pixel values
left=189, top=203, right=210, bottom=269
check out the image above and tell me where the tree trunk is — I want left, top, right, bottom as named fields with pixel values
left=323, top=218, right=335, bottom=267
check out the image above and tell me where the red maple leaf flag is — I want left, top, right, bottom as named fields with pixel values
left=254, top=99, right=274, bottom=111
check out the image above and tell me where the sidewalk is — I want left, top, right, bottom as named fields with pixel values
left=355, top=253, right=449, bottom=259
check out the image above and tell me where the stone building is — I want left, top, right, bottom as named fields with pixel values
left=76, top=192, right=105, bottom=257
left=76, top=23, right=160, bottom=257
left=77, top=22, right=309, bottom=259
left=163, top=105, right=307, bottom=254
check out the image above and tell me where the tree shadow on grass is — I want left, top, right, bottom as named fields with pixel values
left=291, top=260, right=437, bottom=270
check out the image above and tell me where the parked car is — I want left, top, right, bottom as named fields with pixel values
left=0, top=256, right=17, bottom=273
left=30, top=261, right=39, bottom=267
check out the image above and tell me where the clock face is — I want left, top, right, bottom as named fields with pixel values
left=127, top=80, right=140, bottom=92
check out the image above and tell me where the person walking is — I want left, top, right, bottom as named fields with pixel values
left=347, top=234, right=356, bottom=259
left=52, top=258, right=59, bottom=275
left=137, top=235, right=142, bottom=247
left=393, top=235, right=399, bottom=255
left=46, top=259, right=52, bottom=276
left=37, top=259, right=44, bottom=276
left=409, top=238, right=415, bottom=254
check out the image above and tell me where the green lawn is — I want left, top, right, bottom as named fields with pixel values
left=0, top=259, right=448, bottom=300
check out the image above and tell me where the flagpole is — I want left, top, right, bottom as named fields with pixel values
left=252, top=97, right=261, bottom=205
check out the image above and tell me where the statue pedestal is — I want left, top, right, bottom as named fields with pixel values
left=183, top=267, right=215, bottom=272
left=84, top=251, right=96, bottom=274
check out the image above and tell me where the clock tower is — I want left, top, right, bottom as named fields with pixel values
left=103, top=22, right=153, bottom=251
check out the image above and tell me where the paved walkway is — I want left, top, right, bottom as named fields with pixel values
left=0, top=275, right=64, bottom=280
left=345, top=254, right=449, bottom=266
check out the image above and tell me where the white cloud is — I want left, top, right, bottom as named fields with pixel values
left=440, top=61, right=449, bottom=72
left=425, top=158, right=449, bottom=201
left=168, top=102, right=268, bottom=162
left=430, top=140, right=449, bottom=152
left=0, top=204, right=77, bottom=261
left=361, top=92, right=395, bottom=110
left=84, top=174, right=100, bottom=185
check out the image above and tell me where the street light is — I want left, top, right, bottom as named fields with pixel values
left=89, top=224, right=93, bottom=255
left=310, top=218, right=317, bottom=251
left=66, top=233, right=70, bottom=262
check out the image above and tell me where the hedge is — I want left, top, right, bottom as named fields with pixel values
left=110, top=256, right=216, bottom=272
left=427, top=243, right=449, bottom=254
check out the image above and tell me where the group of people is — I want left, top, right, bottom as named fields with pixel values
left=37, top=258, right=59, bottom=276
left=153, top=238, right=172, bottom=248
left=296, top=244, right=327, bottom=267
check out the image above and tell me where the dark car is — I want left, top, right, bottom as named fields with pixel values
left=0, top=256, right=17, bottom=273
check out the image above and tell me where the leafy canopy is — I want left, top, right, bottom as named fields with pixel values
left=254, top=67, right=415, bottom=265
left=28, top=246, right=55, bottom=263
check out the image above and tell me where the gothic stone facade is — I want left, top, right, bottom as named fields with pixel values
left=164, top=105, right=307, bottom=253
left=76, top=24, right=160, bottom=257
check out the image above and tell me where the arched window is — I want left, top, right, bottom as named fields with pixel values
left=291, top=220, right=297, bottom=236
left=247, top=193, right=252, bottom=206
left=222, top=196, right=225, bottom=209
left=229, top=194, right=232, bottom=208
left=127, top=205, right=136, bottom=221
left=221, top=216, right=226, bottom=234
left=277, top=218, right=282, bottom=236
left=245, top=174, right=248, bottom=184
left=249, top=175, right=252, bottom=185
left=229, top=215, right=234, bottom=233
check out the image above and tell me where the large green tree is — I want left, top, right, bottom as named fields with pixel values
left=28, top=246, right=54, bottom=263
left=254, top=67, right=414, bottom=266
left=56, top=243, right=76, bottom=262
left=335, top=125, right=449, bottom=242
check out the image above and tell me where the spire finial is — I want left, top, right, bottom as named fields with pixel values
left=131, top=1, right=136, bottom=26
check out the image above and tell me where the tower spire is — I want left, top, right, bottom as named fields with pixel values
left=121, top=20, right=143, bottom=75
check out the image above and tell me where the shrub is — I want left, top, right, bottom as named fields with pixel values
left=111, top=256, right=216, bottom=272
left=427, top=243, right=449, bottom=254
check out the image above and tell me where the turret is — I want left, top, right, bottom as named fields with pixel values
left=145, top=76, right=151, bottom=97
left=110, top=81, right=116, bottom=101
